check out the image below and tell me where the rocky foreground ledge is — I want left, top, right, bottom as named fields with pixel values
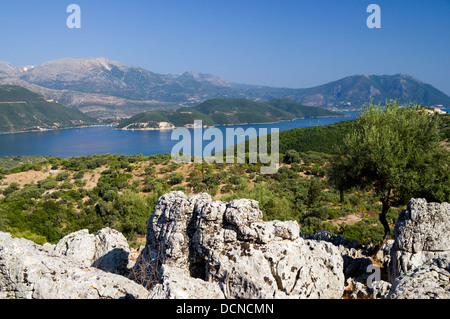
left=0, top=193, right=448, bottom=299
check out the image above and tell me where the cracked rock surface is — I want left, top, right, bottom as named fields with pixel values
left=388, top=198, right=450, bottom=282
left=0, top=232, right=149, bottom=299
left=136, top=191, right=345, bottom=299
left=387, top=256, right=450, bottom=299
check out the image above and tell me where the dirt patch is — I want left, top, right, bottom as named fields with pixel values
left=84, top=166, right=106, bottom=190
left=1, top=166, right=56, bottom=189
left=331, top=214, right=364, bottom=226
left=0, top=165, right=106, bottom=191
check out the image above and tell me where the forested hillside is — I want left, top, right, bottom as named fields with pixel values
left=116, top=98, right=344, bottom=129
left=0, top=85, right=97, bottom=133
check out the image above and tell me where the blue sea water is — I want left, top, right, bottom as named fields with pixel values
left=0, top=109, right=431, bottom=158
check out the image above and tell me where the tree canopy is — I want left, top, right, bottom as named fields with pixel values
left=330, top=101, right=450, bottom=254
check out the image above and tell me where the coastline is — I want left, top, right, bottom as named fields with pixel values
left=0, top=112, right=360, bottom=159
left=0, top=124, right=113, bottom=136
left=116, top=113, right=351, bottom=131
left=1, top=112, right=352, bottom=135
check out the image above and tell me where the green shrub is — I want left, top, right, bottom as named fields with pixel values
left=58, top=181, right=74, bottom=190
left=340, top=220, right=384, bottom=245
left=168, top=172, right=184, bottom=185
left=74, top=179, right=87, bottom=187
left=73, top=170, right=85, bottom=180
left=38, top=177, right=58, bottom=190
left=283, top=150, right=301, bottom=164
left=3, top=182, right=20, bottom=196
left=55, top=171, right=71, bottom=182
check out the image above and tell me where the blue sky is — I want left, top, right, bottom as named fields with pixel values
left=1, top=0, right=449, bottom=94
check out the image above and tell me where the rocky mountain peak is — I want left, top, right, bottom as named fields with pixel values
left=0, top=57, right=449, bottom=119
left=176, top=71, right=232, bottom=87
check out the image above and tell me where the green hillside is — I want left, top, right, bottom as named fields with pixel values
left=267, top=98, right=346, bottom=118
left=244, top=107, right=450, bottom=156
left=0, top=85, right=97, bottom=133
left=116, top=107, right=215, bottom=129
left=278, top=120, right=354, bottom=154
left=276, top=109, right=450, bottom=155
left=117, top=98, right=344, bottom=129
left=192, top=98, right=291, bottom=124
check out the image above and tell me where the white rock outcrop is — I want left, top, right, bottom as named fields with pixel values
left=148, top=265, right=225, bottom=299
left=135, top=191, right=345, bottom=299
left=387, top=255, right=450, bottom=299
left=2, top=194, right=447, bottom=299
left=53, top=227, right=132, bottom=275
left=0, top=232, right=149, bottom=299
left=388, top=198, right=450, bottom=282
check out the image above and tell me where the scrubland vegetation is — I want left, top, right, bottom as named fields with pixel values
left=0, top=102, right=448, bottom=250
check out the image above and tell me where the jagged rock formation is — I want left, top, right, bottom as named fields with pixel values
left=346, top=278, right=392, bottom=299
left=387, top=256, right=450, bottom=299
left=0, top=195, right=448, bottom=299
left=135, top=192, right=345, bottom=299
left=388, top=198, right=450, bottom=282
left=302, top=229, right=373, bottom=282
left=383, top=198, right=450, bottom=299
left=0, top=231, right=149, bottom=299
left=302, top=229, right=393, bottom=299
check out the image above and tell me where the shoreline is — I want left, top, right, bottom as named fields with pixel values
left=116, top=113, right=351, bottom=131
left=1, top=113, right=352, bottom=135
left=0, top=112, right=360, bottom=159
left=0, top=124, right=113, bottom=136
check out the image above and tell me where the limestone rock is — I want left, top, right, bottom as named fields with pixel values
left=387, top=255, right=450, bottom=299
left=54, top=229, right=97, bottom=267
left=53, top=227, right=131, bottom=275
left=92, top=228, right=130, bottom=275
left=346, top=278, right=391, bottom=299
left=0, top=232, right=149, bottom=299
left=388, top=199, right=450, bottom=282
left=135, top=191, right=345, bottom=299
left=149, top=265, right=225, bottom=299
left=302, top=229, right=376, bottom=283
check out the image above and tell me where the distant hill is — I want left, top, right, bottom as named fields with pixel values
left=116, top=107, right=215, bottom=130
left=116, top=98, right=344, bottom=129
left=0, top=85, right=97, bottom=133
left=283, top=74, right=450, bottom=109
left=1, top=58, right=449, bottom=119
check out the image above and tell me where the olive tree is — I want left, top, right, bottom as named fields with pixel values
left=330, top=101, right=449, bottom=255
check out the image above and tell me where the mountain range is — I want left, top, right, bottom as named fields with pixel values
left=1, top=57, right=449, bottom=119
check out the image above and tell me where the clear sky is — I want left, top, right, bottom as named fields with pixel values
left=1, top=0, right=449, bottom=94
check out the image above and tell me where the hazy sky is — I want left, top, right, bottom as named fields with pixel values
left=1, top=0, right=449, bottom=94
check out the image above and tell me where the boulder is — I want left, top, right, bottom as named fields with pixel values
left=0, top=232, right=149, bottom=299
left=53, top=227, right=131, bottom=275
left=346, top=278, right=391, bottom=299
left=54, top=229, right=97, bottom=267
left=135, top=191, right=345, bottom=299
left=302, top=229, right=377, bottom=283
left=149, top=265, right=225, bottom=299
left=388, top=199, right=450, bottom=282
left=92, top=228, right=131, bottom=275
left=387, top=255, right=450, bottom=299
